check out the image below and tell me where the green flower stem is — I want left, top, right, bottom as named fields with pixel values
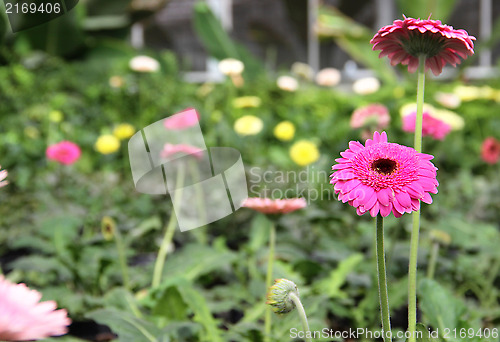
left=376, top=214, right=392, bottom=341
left=426, top=242, right=439, bottom=279
left=408, top=54, right=426, bottom=342
left=152, top=163, right=185, bottom=288
left=188, top=159, right=207, bottom=245
left=264, top=222, right=276, bottom=342
left=114, top=227, right=130, bottom=290
left=288, top=292, right=312, bottom=342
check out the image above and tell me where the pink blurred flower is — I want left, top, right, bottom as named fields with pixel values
left=164, top=109, right=200, bottom=130
left=242, top=197, right=307, bottom=215
left=0, top=276, right=71, bottom=341
left=371, top=16, right=475, bottom=76
left=0, top=166, right=7, bottom=188
left=350, top=104, right=391, bottom=129
left=160, top=143, right=203, bottom=159
left=46, top=141, right=81, bottom=165
left=402, top=111, right=451, bottom=140
left=330, top=131, right=438, bottom=218
left=481, top=137, right=500, bottom=164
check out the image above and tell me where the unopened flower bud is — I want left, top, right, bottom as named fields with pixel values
left=266, top=279, right=299, bottom=315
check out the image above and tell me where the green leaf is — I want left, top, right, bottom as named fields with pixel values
left=162, top=243, right=236, bottom=281
left=152, top=286, right=188, bottom=321
left=175, top=278, right=223, bottom=342
left=313, top=253, right=364, bottom=298
left=419, top=278, right=467, bottom=337
left=86, top=308, right=166, bottom=342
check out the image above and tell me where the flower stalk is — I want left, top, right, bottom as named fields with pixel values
left=264, top=222, right=276, bottom=342
left=408, top=54, right=426, bottom=342
left=289, top=292, right=311, bottom=342
left=152, top=163, right=185, bottom=288
left=376, top=214, right=392, bottom=341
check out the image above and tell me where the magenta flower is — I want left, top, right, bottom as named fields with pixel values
left=46, top=141, right=81, bottom=165
left=164, top=109, right=200, bottom=130
left=402, top=111, right=451, bottom=140
left=160, top=143, right=203, bottom=159
left=371, top=16, right=475, bottom=76
left=0, top=166, right=7, bottom=188
left=242, top=197, right=307, bottom=215
left=330, top=132, right=438, bottom=218
left=481, top=137, right=500, bottom=164
left=0, top=276, right=71, bottom=341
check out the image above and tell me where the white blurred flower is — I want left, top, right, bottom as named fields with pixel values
left=129, top=55, right=160, bottom=73
left=291, top=62, right=314, bottom=80
left=352, top=77, right=380, bottom=95
left=218, top=58, right=244, bottom=76
left=315, top=68, right=341, bottom=87
left=277, top=76, right=299, bottom=92
left=434, top=92, right=461, bottom=109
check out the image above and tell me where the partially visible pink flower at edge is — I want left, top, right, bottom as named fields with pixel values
left=0, top=166, right=7, bottom=188
left=0, top=275, right=71, bottom=341
left=164, top=109, right=200, bottom=130
left=481, top=137, right=500, bottom=164
left=242, top=197, right=307, bottom=215
left=371, top=16, right=475, bottom=76
left=160, top=143, right=203, bottom=160
left=402, top=111, right=451, bottom=140
left=46, top=141, right=81, bottom=165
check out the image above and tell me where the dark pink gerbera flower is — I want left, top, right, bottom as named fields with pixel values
left=402, top=111, right=451, bottom=140
left=242, top=197, right=307, bottom=215
left=481, top=137, right=500, bottom=164
left=371, top=16, right=475, bottom=76
left=330, top=132, right=438, bottom=218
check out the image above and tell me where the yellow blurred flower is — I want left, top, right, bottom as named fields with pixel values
left=289, top=140, right=319, bottom=166
left=273, top=121, right=295, bottom=141
left=49, top=110, right=63, bottom=123
left=109, top=76, right=125, bottom=88
left=291, top=62, right=314, bottom=80
left=232, top=96, right=262, bottom=109
left=101, top=216, right=116, bottom=241
left=95, top=134, right=120, bottom=154
left=113, top=123, right=135, bottom=140
left=234, top=115, right=263, bottom=136
left=24, top=126, right=40, bottom=139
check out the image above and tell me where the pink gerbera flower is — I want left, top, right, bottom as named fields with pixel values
left=371, top=16, right=475, bottom=76
left=160, top=143, right=203, bottom=159
left=0, top=166, right=7, bottom=188
left=330, top=131, right=438, bottom=218
left=481, top=137, right=500, bottom=164
left=242, top=197, right=307, bottom=215
left=0, top=276, right=71, bottom=341
left=164, top=108, right=200, bottom=130
left=46, top=141, right=81, bottom=165
left=402, top=111, right=451, bottom=140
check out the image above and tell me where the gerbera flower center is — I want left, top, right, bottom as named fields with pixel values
left=401, top=31, right=446, bottom=58
left=371, top=158, right=398, bottom=175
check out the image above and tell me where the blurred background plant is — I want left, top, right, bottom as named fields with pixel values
left=1, top=0, right=500, bottom=341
